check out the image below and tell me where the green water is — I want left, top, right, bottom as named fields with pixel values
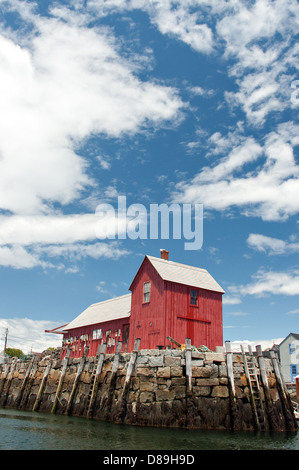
left=0, top=408, right=298, bottom=451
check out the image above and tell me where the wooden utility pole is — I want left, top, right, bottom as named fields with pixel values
left=3, top=328, right=8, bottom=354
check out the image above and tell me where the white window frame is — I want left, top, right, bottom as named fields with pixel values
left=143, top=281, right=151, bottom=303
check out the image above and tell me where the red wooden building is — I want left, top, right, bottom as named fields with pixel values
left=57, top=250, right=224, bottom=358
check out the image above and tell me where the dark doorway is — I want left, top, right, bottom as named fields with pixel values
left=122, top=324, right=130, bottom=352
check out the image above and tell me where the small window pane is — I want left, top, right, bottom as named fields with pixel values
left=93, top=328, right=102, bottom=340
left=144, top=282, right=151, bottom=293
left=190, top=289, right=198, bottom=305
left=143, top=282, right=151, bottom=302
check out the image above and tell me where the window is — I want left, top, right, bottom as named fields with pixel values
left=290, top=364, right=298, bottom=382
left=143, top=281, right=151, bottom=303
left=289, top=343, right=296, bottom=354
left=190, top=289, right=198, bottom=306
left=92, top=328, right=102, bottom=340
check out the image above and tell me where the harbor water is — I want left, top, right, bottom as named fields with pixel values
left=0, top=408, right=298, bottom=451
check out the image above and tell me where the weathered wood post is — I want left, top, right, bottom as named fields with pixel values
left=0, top=358, right=12, bottom=396
left=32, top=357, right=53, bottom=412
left=225, top=341, right=235, bottom=396
left=0, top=358, right=17, bottom=407
left=15, top=356, right=35, bottom=408
left=66, top=346, right=89, bottom=415
left=185, top=338, right=192, bottom=394
left=225, top=341, right=240, bottom=431
left=270, top=350, right=297, bottom=430
left=122, top=338, right=141, bottom=395
left=256, top=345, right=278, bottom=431
left=120, top=338, right=141, bottom=421
left=18, top=357, right=39, bottom=409
left=184, top=338, right=195, bottom=428
left=86, top=342, right=107, bottom=417
left=105, top=341, right=122, bottom=416
left=51, top=348, right=71, bottom=414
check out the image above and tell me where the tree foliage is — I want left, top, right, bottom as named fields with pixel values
left=5, top=348, right=24, bottom=358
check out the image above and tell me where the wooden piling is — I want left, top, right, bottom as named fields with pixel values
left=270, top=350, right=297, bottom=430
left=123, top=338, right=141, bottom=394
left=225, top=340, right=240, bottom=431
left=185, top=338, right=192, bottom=394
left=15, top=356, right=35, bottom=408
left=225, top=341, right=235, bottom=397
left=65, top=346, right=89, bottom=415
left=256, top=345, right=279, bottom=431
left=51, top=348, right=71, bottom=414
left=18, top=359, right=39, bottom=409
left=32, top=357, right=53, bottom=412
left=120, top=338, right=140, bottom=421
left=112, top=341, right=122, bottom=375
left=0, top=358, right=17, bottom=407
left=105, top=341, right=122, bottom=415
left=0, top=359, right=12, bottom=396
left=185, top=338, right=196, bottom=429
left=86, top=342, right=107, bottom=418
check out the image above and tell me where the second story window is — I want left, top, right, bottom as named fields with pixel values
left=190, top=289, right=198, bottom=306
left=143, top=281, right=151, bottom=303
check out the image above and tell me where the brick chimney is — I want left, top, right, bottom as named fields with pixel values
left=160, top=249, right=169, bottom=260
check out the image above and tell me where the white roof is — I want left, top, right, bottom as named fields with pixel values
left=64, top=293, right=131, bottom=331
left=146, top=256, right=225, bottom=294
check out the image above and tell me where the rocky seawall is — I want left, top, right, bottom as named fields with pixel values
left=0, top=340, right=297, bottom=432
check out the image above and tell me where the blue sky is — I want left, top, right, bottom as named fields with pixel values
left=0, top=0, right=298, bottom=353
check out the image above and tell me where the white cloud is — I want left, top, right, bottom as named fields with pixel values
left=0, top=3, right=183, bottom=215
left=0, top=245, right=47, bottom=269
left=0, top=213, right=130, bottom=269
left=227, top=311, right=248, bottom=316
left=145, top=1, right=214, bottom=54
left=173, top=123, right=299, bottom=221
left=88, top=0, right=299, bottom=125
left=34, top=242, right=130, bottom=262
left=96, top=156, right=111, bottom=170
left=89, top=0, right=216, bottom=53
left=0, top=214, right=99, bottom=246
left=217, top=0, right=299, bottom=124
left=247, top=233, right=299, bottom=255
left=229, top=269, right=299, bottom=297
left=0, top=1, right=185, bottom=270
left=0, top=318, right=63, bottom=354
left=188, top=86, right=214, bottom=98
left=0, top=0, right=298, bottom=272
left=229, top=338, right=284, bottom=352
left=287, top=309, right=299, bottom=315
left=96, top=280, right=108, bottom=294
left=192, top=137, right=263, bottom=183
left=223, top=296, right=242, bottom=305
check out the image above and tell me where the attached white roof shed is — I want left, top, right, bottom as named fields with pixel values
left=63, top=293, right=131, bottom=331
